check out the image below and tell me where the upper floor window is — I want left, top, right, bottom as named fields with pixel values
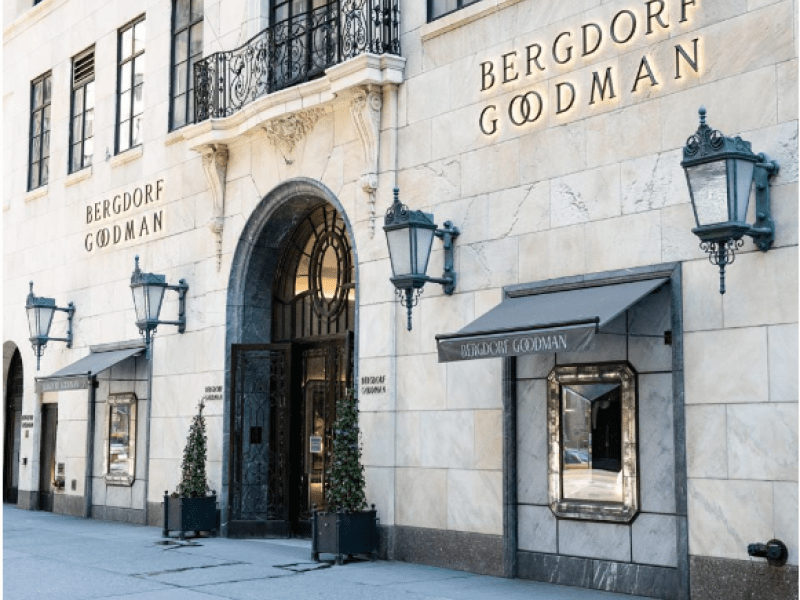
left=428, top=0, right=482, bottom=22
left=170, top=0, right=203, bottom=130
left=117, top=16, right=146, bottom=153
left=69, top=48, right=95, bottom=173
left=28, top=72, right=51, bottom=191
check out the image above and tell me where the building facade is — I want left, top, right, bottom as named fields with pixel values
left=3, top=0, right=797, bottom=598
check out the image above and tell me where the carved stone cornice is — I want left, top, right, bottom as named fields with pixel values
left=262, top=108, right=327, bottom=156
left=350, top=85, right=383, bottom=237
left=200, top=144, right=229, bottom=271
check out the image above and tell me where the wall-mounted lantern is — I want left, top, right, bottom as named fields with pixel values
left=25, top=282, right=75, bottom=370
left=681, top=106, right=779, bottom=294
left=130, top=256, right=188, bottom=358
left=383, top=188, right=460, bottom=330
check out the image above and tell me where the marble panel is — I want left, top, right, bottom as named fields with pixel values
left=585, top=211, right=663, bottom=273
left=516, top=379, right=549, bottom=505
left=406, top=66, right=452, bottom=125
left=628, top=334, right=672, bottom=373
left=632, top=513, right=678, bottom=568
left=357, top=356, right=393, bottom=413
left=769, top=183, right=799, bottom=249
left=685, top=404, right=728, bottom=480
left=395, top=467, right=447, bottom=529
left=105, top=483, right=132, bottom=509
left=550, top=165, right=621, bottom=228
left=684, top=328, right=769, bottom=404
left=586, top=102, right=662, bottom=169
left=474, top=409, right=502, bottom=470
left=661, top=202, right=711, bottom=264
left=447, top=469, right=502, bottom=535
left=419, top=291, right=476, bottom=356
left=396, top=354, right=447, bottom=411
left=457, top=237, right=519, bottom=293
left=688, top=479, right=773, bottom=561
left=727, top=403, right=798, bottom=481
left=518, top=504, right=557, bottom=554
left=774, top=481, right=799, bottom=566
left=396, top=411, right=420, bottom=467
left=397, top=120, right=432, bottom=170
left=743, top=120, right=798, bottom=187
left=681, top=258, right=724, bottom=332
left=419, top=410, right=474, bottom=469
left=517, top=354, right=556, bottom=380
left=446, top=359, right=502, bottom=410
left=768, top=324, right=799, bottom=403
left=519, top=118, right=587, bottom=186
left=397, top=157, right=461, bottom=208
left=519, top=224, right=587, bottom=283
left=777, top=59, right=798, bottom=125
left=474, top=288, right=503, bottom=318
left=430, top=103, right=493, bottom=163
left=621, top=149, right=688, bottom=215
left=132, top=479, right=145, bottom=511
left=364, top=466, right=394, bottom=526
left=360, top=411, right=395, bottom=468
left=559, top=520, right=632, bottom=562
left=91, top=477, right=106, bottom=507
left=639, top=374, right=676, bottom=514
left=461, top=140, right=521, bottom=198
left=358, top=303, right=393, bottom=359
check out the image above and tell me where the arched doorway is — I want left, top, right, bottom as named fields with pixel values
left=225, top=180, right=356, bottom=538
left=4, top=349, right=23, bottom=504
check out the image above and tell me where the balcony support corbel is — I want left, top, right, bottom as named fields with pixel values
left=200, top=144, right=229, bottom=271
left=351, top=85, right=383, bottom=237
left=262, top=108, right=327, bottom=158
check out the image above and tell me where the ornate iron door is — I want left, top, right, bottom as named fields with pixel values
left=4, top=350, right=23, bottom=504
left=230, top=344, right=291, bottom=534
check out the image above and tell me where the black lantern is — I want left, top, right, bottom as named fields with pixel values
left=681, top=107, right=779, bottom=294
left=25, top=282, right=75, bottom=370
left=383, top=188, right=459, bottom=330
left=130, top=256, right=188, bottom=357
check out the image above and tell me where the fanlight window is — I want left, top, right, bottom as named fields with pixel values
left=273, top=203, right=354, bottom=341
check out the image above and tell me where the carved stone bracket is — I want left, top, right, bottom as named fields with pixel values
left=200, top=144, right=229, bottom=271
left=350, top=85, right=382, bottom=237
left=262, top=108, right=326, bottom=156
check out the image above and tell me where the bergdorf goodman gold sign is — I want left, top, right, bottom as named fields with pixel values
left=84, top=179, right=164, bottom=252
left=478, top=0, right=701, bottom=135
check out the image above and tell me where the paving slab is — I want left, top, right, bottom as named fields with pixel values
left=4, top=505, right=651, bottom=600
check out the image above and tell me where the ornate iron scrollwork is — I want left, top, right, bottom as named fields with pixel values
left=195, top=0, right=401, bottom=121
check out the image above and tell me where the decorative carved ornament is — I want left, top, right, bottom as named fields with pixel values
left=262, top=108, right=327, bottom=155
left=350, top=85, right=382, bottom=237
left=200, top=144, right=229, bottom=271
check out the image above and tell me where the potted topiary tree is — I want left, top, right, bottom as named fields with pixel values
left=162, top=401, right=218, bottom=539
left=311, top=389, right=378, bottom=564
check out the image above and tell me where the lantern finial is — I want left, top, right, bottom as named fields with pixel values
left=698, top=105, right=706, bottom=125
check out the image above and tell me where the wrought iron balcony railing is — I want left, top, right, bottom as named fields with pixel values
left=195, top=0, right=400, bottom=122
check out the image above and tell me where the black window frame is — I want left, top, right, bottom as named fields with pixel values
left=116, top=15, right=146, bottom=154
left=68, top=47, right=95, bottom=174
left=169, top=0, right=204, bottom=130
left=427, top=0, right=483, bottom=22
left=28, top=71, right=52, bottom=191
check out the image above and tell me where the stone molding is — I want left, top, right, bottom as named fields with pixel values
left=261, top=108, right=326, bottom=156
left=199, top=144, right=229, bottom=271
left=350, top=85, right=383, bottom=237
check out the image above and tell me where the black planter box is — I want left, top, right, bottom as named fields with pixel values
left=163, top=494, right=218, bottom=539
left=312, top=508, right=378, bottom=564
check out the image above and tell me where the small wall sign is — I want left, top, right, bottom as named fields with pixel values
left=360, top=375, right=386, bottom=396
left=309, top=436, right=322, bottom=453
left=21, top=415, right=34, bottom=428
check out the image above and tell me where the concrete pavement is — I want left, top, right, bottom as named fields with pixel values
left=3, top=506, right=651, bottom=600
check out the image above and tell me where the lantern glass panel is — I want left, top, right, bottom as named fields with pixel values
left=414, top=226, right=436, bottom=277
left=386, top=227, right=412, bottom=278
left=686, top=161, right=729, bottom=227
left=27, top=304, right=55, bottom=339
left=731, top=158, right=754, bottom=222
left=131, top=285, right=147, bottom=323
left=146, top=284, right=166, bottom=321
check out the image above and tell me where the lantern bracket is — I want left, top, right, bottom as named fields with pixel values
left=748, top=155, right=779, bottom=251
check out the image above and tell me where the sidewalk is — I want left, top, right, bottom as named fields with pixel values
left=3, top=505, right=651, bottom=600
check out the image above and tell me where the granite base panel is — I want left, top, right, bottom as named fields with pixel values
left=147, top=502, right=163, bottom=527
left=92, top=505, right=146, bottom=525
left=518, top=551, right=680, bottom=600
left=53, top=494, right=84, bottom=517
left=389, top=525, right=504, bottom=577
left=16, top=491, right=38, bottom=511
left=689, top=556, right=798, bottom=600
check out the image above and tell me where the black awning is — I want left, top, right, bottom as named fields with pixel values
left=436, top=278, right=668, bottom=362
left=35, top=347, right=144, bottom=392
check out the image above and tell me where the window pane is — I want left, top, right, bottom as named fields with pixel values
left=72, top=114, right=84, bottom=142
left=118, top=120, right=131, bottom=152
left=192, top=0, right=204, bottom=20
left=85, top=82, right=95, bottom=109
left=72, top=87, right=84, bottom=117
left=41, top=132, right=50, bottom=158
left=31, top=137, right=41, bottom=162
left=30, top=162, right=40, bottom=189
left=175, top=30, right=188, bottom=64
left=173, top=61, right=188, bottom=96
left=109, top=405, right=131, bottom=475
left=176, top=0, right=190, bottom=30
left=134, top=20, right=146, bottom=54
left=83, top=137, right=93, bottom=166
left=172, top=94, right=186, bottom=128
left=40, top=158, right=49, bottom=185
left=119, top=90, right=131, bottom=121
left=32, top=81, right=43, bottom=108
left=43, top=75, right=51, bottom=102
left=42, top=106, right=50, bottom=132
left=190, top=22, right=203, bottom=56
left=430, top=0, right=458, bottom=19
left=133, top=84, right=144, bottom=118
left=32, top=111, right=42, bottom=136
left=188, top=88, right=195, bottom=122
left=121, top=26, right=133, bottom=59
left=71, top=143, right=82, bottom=172
left=84, top=109, right=94, bottom=138
left=188, top=55, right=197, bottom=91
left=120, top=61, right=132, bottom=92
left=134, top=55, right=145, bottom=86
left=132, top=114, right=143, bottom=146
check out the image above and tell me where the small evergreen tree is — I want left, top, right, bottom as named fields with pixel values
left=325, top=389, right=367, bottom=513
left=177, top=401, right=209, bottom=498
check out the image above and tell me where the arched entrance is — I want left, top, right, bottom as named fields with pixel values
left=4, top=348, right=23, bottom=504
left=225, top=179, right=357, bottom=538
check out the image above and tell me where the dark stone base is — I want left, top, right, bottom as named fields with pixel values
left=147, top=502, right=163, bottom=527
left=690, top=555, right=798, bottom=600
left=92, top=505, right=146, bottom=525
left=518, top=551, right=679, bottom=600
left=16, top=491, right=38, bottom=511
left=53, top=494, right=84, bottom=517
left=227, top=519, right=290, bottom=538
left=390, top=525, right=503, bottom=577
